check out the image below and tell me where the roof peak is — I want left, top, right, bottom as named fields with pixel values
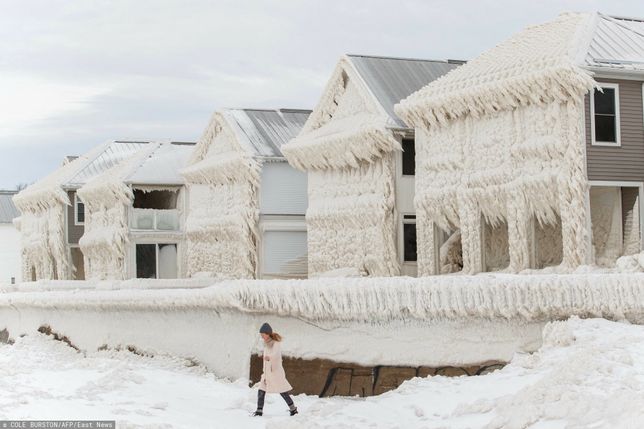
left=346, top=53, right=464, bottom=64
left=223, top=107, right=312, bottom=114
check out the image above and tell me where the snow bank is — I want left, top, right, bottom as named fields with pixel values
left=4, top=317, right=644, bottom=427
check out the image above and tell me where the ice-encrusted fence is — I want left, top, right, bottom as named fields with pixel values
left=3, top=273, right=644, bottom=323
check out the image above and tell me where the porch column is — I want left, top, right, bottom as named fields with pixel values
left=416, top=211, right=437, bottom=276
left=458, top=194, right=483, bottom=274
left=507, top=191, right=532, bottom=272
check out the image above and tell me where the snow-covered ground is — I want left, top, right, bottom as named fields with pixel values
left=2, top=317, right=644, bottom=428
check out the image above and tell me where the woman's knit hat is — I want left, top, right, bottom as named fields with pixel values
left=259, top=322, right=272, bottom=334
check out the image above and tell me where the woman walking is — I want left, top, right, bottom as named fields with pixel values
left=252, top=323, right=298, bottom=417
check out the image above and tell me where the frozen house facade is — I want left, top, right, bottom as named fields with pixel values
left=396, top=12, right=644, bottom=275
left=181, top=108, right=310, bottom=279
left=0, top=191, right=21, bottom=285
left=282, top=54, right=461, bottom=277
left=78, top=141, right=195, bottom=280
left=13, top=141, right=151, bottom=281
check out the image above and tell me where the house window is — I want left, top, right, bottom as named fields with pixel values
left=136, top=243, right=178, bottom=279
left=402, top=138, right=415, bottom=175
left=591, top=84, right=620, bottom=146
left=403, top=219, right=417, bottom=262
left=74, top=194, right=85, bottom=225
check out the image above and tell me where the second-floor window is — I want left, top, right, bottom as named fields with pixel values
left=74, top=194, right=85, bottom=225
left=403, top=215, right=417, bottom=262
left=591, top=83, right=621, bottom=146
left=402, top=138, right=415, bottom=176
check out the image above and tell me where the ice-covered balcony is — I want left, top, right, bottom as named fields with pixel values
left=131, top=208, right=180, bottom=231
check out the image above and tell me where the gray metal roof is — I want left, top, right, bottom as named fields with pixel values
left=0, top=191, right=19, bottom=223
left=65, top=141, right=151, bottom=187
left=583, top=14, right=644, bottom=70
left=225, top=109, right=311, bottom=157
left=348, top=54, right=462, bottom=126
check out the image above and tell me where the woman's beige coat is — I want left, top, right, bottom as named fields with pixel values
left=259, top=340, right=293, bottom=393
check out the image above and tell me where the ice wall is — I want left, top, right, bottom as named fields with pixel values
left=181, top=114, right=260, bottom=279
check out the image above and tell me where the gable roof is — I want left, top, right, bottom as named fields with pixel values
left=347, top=55, right=461, bottom=126
left=223, top=108, right=312, bottom=157
left=396, top=12, right=644, bottom=129
left=0, top=191, right=19, bottom=223
left=125, top=142, right=196, bottom=186
left=65, top=141, right=151, bottom=188
left=584, top=14, right=644, bottom=71
left=395, top=12, right=597, bottom=128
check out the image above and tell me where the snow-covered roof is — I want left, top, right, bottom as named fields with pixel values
left=281, top=55, right=460, bottom=170
left=347, top=54, right=461, bottom=127
left=66, top=141, right=150, bottom=188
left=222, top=108, right=311, bottom=158
left=396, top=12, right=644, bottom=129
left=125, top=142, right=195, bottom=186
left=0, top=191, right=19, bottom=223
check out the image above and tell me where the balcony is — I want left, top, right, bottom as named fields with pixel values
left=131, top=208, right=180, bottom=231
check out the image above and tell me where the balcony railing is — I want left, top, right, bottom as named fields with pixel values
left=131, top=208, right=180, bottom=231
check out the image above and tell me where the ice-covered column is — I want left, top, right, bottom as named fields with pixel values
left=416, top=211, right=437, bottom=276
left=559, top=99, right=592, bottom=268
left=458, top=193, right=483, bottom=274
left=507, top=190, right=532, bottom=271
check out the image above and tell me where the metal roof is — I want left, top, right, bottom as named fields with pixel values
left=584, top=14, right=644, bottom=70
left=348, top=54, right=462, bottom=126
left=225, top=109, right=311, bottom=157
left=0, top=191, right=19, bottom=223
left=66, top=141, right=150, bottom=187
left=125, top=142, right=196, bottom=186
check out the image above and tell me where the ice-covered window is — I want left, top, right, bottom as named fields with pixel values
left=403, top=216, right=417, bottom=262
left=74, top=194, right=85, bottom=225
left=402, top=138, right=415, bottom=176
left=591, top=84, right=620, bottom=146
left=136, top=243, right=178, bottom=279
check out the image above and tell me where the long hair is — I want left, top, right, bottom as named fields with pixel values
left=268, top=332, right=282, bottom=342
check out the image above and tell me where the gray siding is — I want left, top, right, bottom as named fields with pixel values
left=67, top=191, right=84, bottom=244
left=585, top=78, right=644, bottom=182
left=259, top=162, right=308, bottom=215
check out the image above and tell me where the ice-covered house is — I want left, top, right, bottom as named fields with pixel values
left=395, top=12, right=644, bottom=275
left=78, top=141, right=195, bottom=280
left=281, top=54, right=461, bottom=277
left=13, top=141, right=152, bottom=281
left=181, top=108, right=310, bottom=279
left=0, top=191, right=21, bottom=285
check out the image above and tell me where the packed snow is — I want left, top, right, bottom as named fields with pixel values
left=2, top=317, right=644, bottom=428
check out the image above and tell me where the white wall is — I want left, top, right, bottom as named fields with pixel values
left=0, top=300, right=543, bottom=381
left=0, top=224, right=21, bottom=284
left=259, top=161, right=307, bottom=215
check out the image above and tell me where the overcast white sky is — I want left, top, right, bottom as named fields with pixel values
left=1, top=0, right=643, bottom=189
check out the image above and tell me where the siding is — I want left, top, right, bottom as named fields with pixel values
left=586, top=78, right=644, bottom=182
left=67, top=191, right=84, bottom=244
left=259, top=162, right=308, bottom=215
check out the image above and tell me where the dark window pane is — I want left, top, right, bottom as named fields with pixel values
left=595, top=115, right=616, bottom=142
left=594, top=88, right=615, bottom=115
left=136, top=244, right=157, bottom=278
left=76, top=201, right=85, bottom=223
left=402, top=138, right=415, bottom=176
left=133, top=189, right=178, bottom=209
left=404, top=223, right=417, bottom=262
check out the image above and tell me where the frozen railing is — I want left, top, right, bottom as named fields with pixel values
left=131, top=208, right=180, bottom=231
